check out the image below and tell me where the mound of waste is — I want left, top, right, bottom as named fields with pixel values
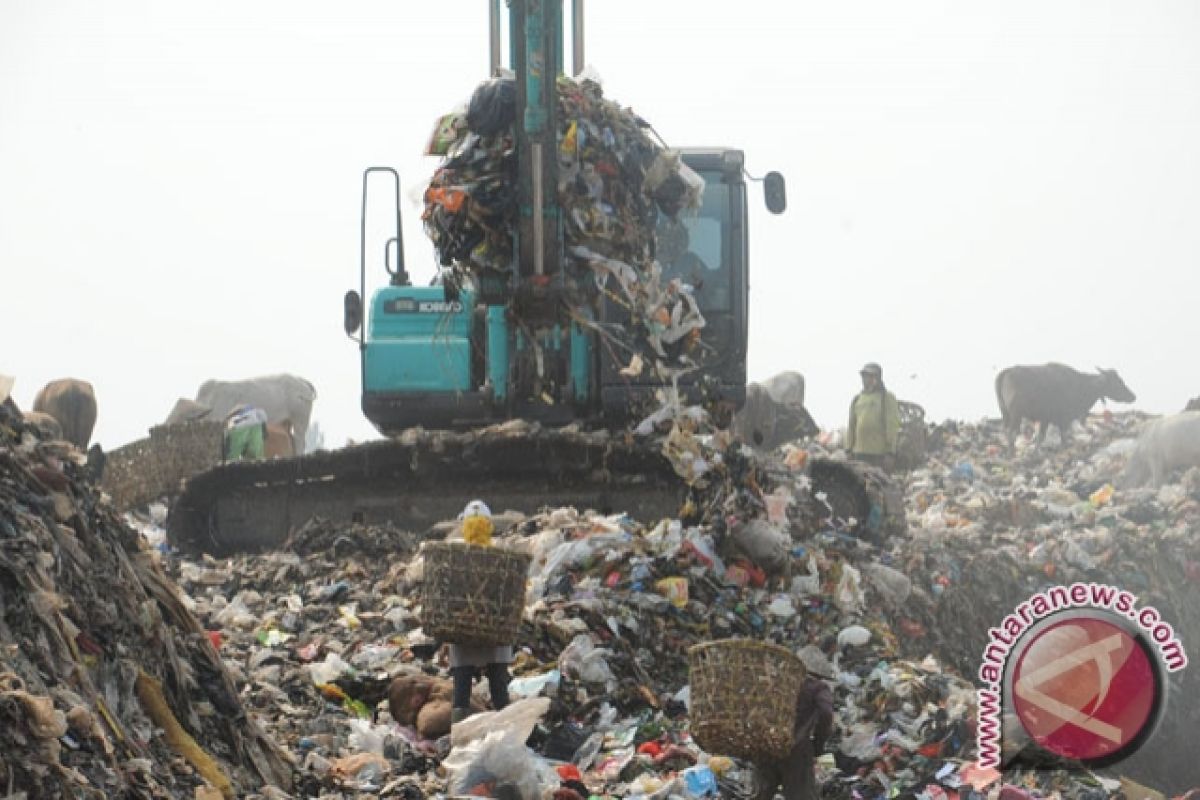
left=0, top=398, right=291, bottom=798
left=886, top=413, right=1200, bottom=792
left=137, top=413, right=1197, bottom=799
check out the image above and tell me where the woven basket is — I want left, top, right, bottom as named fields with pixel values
left=419, top=541, right=531, bottom=646
left=688, top=639, right=807, bottom=761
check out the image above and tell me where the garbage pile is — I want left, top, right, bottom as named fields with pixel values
left=0, top=397, right=291, bottom=798
left=152, top=473, right=981, bottom=799
left=880, top=413, right=1200, bottom=792
left=425, top=74, right=701, bottom=274
left=424, top=74, right=707, bottom=377
left=129, top=410, right=1196, bottom=797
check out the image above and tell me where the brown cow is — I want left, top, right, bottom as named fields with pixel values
left=33, top=379, right=97, bottom=449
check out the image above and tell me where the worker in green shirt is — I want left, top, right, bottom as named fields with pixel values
left=845, top=362, right=900, bottom=470
left=224, top=404, right=268, bottom=461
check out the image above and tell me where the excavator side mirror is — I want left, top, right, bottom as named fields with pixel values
left=764, top=171, right=787, bottom=214
left=343, top=291, right=363, bottom=336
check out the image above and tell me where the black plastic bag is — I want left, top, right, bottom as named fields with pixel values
left=467, top=78, right=517, bottom=137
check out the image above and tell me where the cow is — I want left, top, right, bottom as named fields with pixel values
left=734, top=380, right=818, bottom=451
left=1121, top=412, right=1200, bottom=487
left=33, top=378, right=97, bottom=450
left=23, top=411, right=64, bottom=441
left=760, top=370, right=805, bottom=408
left=994, top=364, right=1135, bottom=446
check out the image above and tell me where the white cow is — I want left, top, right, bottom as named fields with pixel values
left=1121, top=411, right=1200, bottom=487
left=760, top=371, right=806, bottom=407
left=166, top=374, right=317, bottom=455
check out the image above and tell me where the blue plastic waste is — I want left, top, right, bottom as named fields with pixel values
left=683, top=765, right=718, bottom=797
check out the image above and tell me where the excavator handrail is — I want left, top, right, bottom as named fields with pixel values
left=361, top=166, right=407, bottom=288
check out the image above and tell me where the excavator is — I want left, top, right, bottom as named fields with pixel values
left=168, top=1, right=899, bottom=556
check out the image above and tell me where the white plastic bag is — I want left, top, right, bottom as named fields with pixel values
left=837, top=624, right=871, bottom=649
left=444, top=698, right=554, bottom=800
left=347, top=719, right=386, bottom=755
left=308, top=652, right=353, bottom=686
left=213, top=594, right=258, bottom=629
left=790, top=556, right=821, bottom=596
left=558, top=634, right=615, bottom=686
left=507, top=669, right=561, bottom=699
left=767, top=595, right=797, bottom=618
left=834, top=563, right=865, bottom=614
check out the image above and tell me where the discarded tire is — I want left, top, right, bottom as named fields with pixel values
left=809, top=457, right=907, bottom=540
left=419, top=542, right=531, bottom=646
left=688, top=639, right=806, bottom=761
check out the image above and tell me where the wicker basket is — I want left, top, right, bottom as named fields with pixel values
left=419, top=541, right=532, bottom=646
left=688, top=639, right=807, bottom=761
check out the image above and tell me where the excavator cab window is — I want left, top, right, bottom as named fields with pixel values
left=657, top=173, right=731, bottom=312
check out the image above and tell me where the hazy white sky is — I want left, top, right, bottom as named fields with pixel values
left=3, top=1, right=1198, bottom=449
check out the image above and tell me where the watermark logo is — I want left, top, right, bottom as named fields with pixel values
left=976, top=582, right=1187, bottom=770
left=1012, top=616, right=1158, bottom=763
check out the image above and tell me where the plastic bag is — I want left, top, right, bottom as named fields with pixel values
left=837, top=624, right=871, bottom=649
left=765, top=487, right=793, bottom=525
left=683, top=765, right=718, bottom=797
left=839, top=722, right=882, bottom=760
left=573, top=731, right=605, bottom=770
left=681, top=529, right=724, bottom=575
left=790, top=556, right=821, bottom=596
left=558, top=634, right=615, bottom=685
left=643, top=151, right=705, bottom=216
left=864, top=562, right=912, bottom=607
left=466, top=78, right=516, bottom=136
left=308, top=652, right=354, bottom=686
left=507, top=669, right=561, bottom=699
left=347, top=719, right=386, bottom=755
left=425, top=108, right=468, bottom=156
left=834, top=563, right=865, bottom=614
left=213, top=593, right=257, bottom=629
left=655, top=576, right=689, bottom=608
left=732, top=518, right=790, bottom=573
left=767, top=595, right=797, bottom=618
left=444, top=698, right=554, bottom=800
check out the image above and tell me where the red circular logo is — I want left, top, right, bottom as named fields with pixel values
left=1011, top=615, right=1160, bottom=764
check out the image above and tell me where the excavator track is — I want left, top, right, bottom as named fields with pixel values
left=167, top=424, right=687, bottom=556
